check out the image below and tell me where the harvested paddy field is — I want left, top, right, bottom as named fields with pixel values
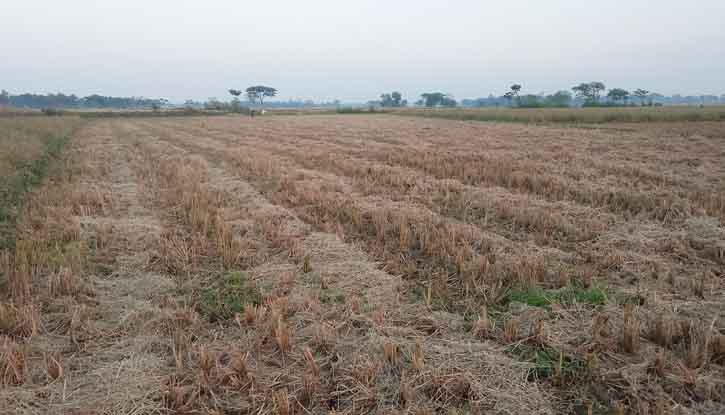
left=1, top=114, right=724, bottom=414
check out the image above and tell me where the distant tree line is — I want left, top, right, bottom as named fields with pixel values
left=462, top=83, right=725, bottom=108
left=198, top=98, right=341, bottom=110
left=369, top=91, right=457, bottom=108
left=0, top=90, right=167, bottom=110
left=374, top=83, right=701, bottom=109
left=4, top=85, right=724, bottom=112
left=367, top=91, right=407, bottom=107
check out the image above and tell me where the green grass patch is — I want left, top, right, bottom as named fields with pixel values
left=199, top=271, right=262, bottom=321
left=505, top=283, right=607, bottom=309
left=613, top=292, right=647, bottom=306
left=410, top=284, right=452, bottom=310
left=300, top=270, right=322, bottom=286
left=46, top=240, right=88, bottom=271
left=298, top=271, right=348, bottom=305
left=509, top=344, right=588, bottom=381
left=506, top=288, right=554, bottom=308
left=95, top=262, right=115, bottom=277
left=320, top=288, right=346, bottom=304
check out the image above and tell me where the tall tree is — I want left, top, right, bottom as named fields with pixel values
left=228, top=89, right=243, bottom=112
left=421, top=92, right=442, bottom=107
left=245, top=86, right=277, bottom=105
left=380, top=91, right=406, bottom=107
left=572, top=83, right=593, bottom=101
left=420, top=92, right=456, bottom=107
left=590, top=82, right=606, bottom=102
left=504, top=84, right=522, bottom=106
left=391, top=91, right=406, bottom=106
left=246, top=89, right=258, bottom=104
left=607, top=88, right=630, bottom=104
left=573, top=82, right=606, bottom=104
left=633, top=89, right=650, bottom=106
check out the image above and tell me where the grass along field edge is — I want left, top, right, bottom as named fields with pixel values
left=0, top=117, right=84, bottom=248
left=391, top=106, right=725, bottom=123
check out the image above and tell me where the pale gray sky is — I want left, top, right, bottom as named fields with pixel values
left=2, top=0, right=725, bottom=102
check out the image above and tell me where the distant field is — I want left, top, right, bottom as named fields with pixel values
left=1, top=114, right=724, bottom=414
left=393, top=105, right=725, bottom=123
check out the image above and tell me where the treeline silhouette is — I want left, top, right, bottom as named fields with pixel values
left=0, top=90, right=165, bottom=110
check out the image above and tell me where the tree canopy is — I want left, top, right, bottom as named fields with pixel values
left=607, top=88, right=630, bottom=103
left=572, top=82, right=606, bottom=103
left=245, top=86, right=277, bottom=105
left=633, top=89, right=650, bottom=105
left=419, top=92, right=457, bottom=107
left=379, top=91, right=407, bottom=107
left=503, top=84, right=523, bottom=106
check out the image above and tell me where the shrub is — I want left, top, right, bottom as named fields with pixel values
left=41, top=108, right=65, bottom=116
left=336, top=106, right=365, bottom=114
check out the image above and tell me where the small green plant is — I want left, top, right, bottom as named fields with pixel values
left=531, top=346, right=587, bottom=381
left=506, top=288, right=554, bottom=308
left=614, top=292, right=646, bottom=306
left=199, top=271, right=262, bottom=321
left=320, top=288, right=346, bottom=304
left=507, top=343, right=587, bottom=382
left=410, top=283, right=450, bottom=310
left=360, top=298, right=374, bottom=313
left=558, top=283, right=608, bottom=306
left=505, top=283, right=607, bottom=309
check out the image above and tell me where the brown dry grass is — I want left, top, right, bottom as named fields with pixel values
left=0, top=117, right=83, bottom=248
left=393, top=105, right=725, bottom=124
left=0, top=117, right=78, bottom=178
left=1, top=115, right=724, bottom=414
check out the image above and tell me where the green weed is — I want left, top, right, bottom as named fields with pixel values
left=505, top=283, right=607, bottom=309
left=199, top=271, right=262, bottom=321
left=514, top=345, right=588, bottom=381
left=320, top=288, right=346, bottom=304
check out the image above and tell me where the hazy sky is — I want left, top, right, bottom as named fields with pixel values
left=3, top=0, right=725, bottom=102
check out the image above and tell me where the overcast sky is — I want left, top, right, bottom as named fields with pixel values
left=2, top=0, right=725, bottom=102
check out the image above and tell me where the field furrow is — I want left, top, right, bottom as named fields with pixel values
left=115, top=119, right=558, bottom=414
left=137, top=118, right=722, bottom=291
left=156, top=116, right=725, bottom=222
left=2, top=115, right=724, bottom=415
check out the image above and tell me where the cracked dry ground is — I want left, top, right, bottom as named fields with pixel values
left=2, top=115, right=725, bottom=414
